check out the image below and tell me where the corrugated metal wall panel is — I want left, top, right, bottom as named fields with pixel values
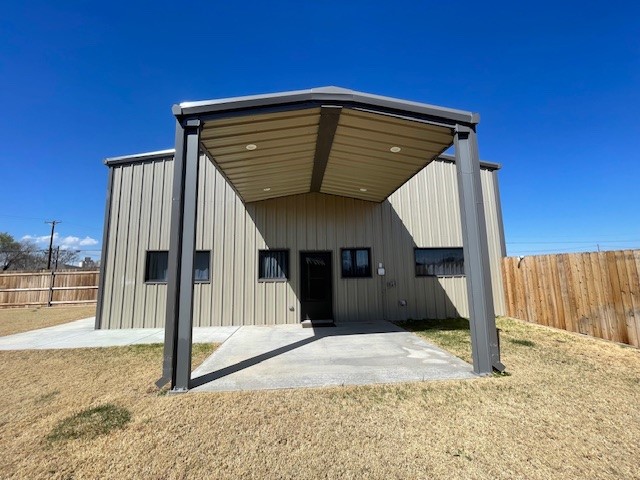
left=480, top=169, right=507, bottom=314
left=100, top=156, right=505, bottom=328
left=102, top=159, right=172, bottom=328
left=112, top=164, right=133, bottom=328
left=100, top=166, right=121, bottom=327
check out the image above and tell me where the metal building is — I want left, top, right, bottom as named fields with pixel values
left=96, top=87, right=506, bottom=391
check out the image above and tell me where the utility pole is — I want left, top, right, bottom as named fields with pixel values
left=45, top=220, right=60, bottom=270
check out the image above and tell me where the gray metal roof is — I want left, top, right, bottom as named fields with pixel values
left=172, top=86, right=479, bottom=126
left=104, top=148, right=175, bottom=165
left=437, top=153, right=501, bottom=171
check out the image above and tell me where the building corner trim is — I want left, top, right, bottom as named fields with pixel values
left=94, top=166, right=114, bottom=330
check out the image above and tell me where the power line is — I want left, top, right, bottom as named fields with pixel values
left=0, top=214, right=49, bottom=221
left=0, top=249, right=102, bottom=253
left=508, top=246, right=640, bottom=255
left=508, top=239, right=640, bottom=245
left=0, top=214, right=100, bottom=231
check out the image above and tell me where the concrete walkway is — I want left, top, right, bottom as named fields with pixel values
left=191, top=320, right=476, bottom=392
left=0, top=317, right=238, bottom=350
left=0, top=318, right=476, bottom=392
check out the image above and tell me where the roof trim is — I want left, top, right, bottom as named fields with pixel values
left=172, top=86, right=480, bottom=126
left=104, top=148, right=500, bottom=171
left=104, top=148, right=175, bottom=165
left=437, top=153, right=501, bottom=171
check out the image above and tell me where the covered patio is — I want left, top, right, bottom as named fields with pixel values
left=190, top=320, right=475, bottom=392
left=160, top=86, right=504, bottom=392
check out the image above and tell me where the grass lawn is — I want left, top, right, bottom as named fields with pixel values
left=1, top=317, right=639, bottom=479
left=0, top=305, right=96, bottom=336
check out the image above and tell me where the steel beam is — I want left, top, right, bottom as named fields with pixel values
left=310, top=106, right=342, bottom=191
left=174, top=86, right=479, bottom=126
left=454, top=125, right=504, bottom=375
left=158, top=118, right=201, bottom=391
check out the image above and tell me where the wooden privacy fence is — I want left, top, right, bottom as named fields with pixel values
left=0, top=270, right=100, bottom=308
left=502, top=250, right=640, bottom=347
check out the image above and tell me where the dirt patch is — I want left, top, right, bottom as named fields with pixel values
left=0, top=318, right=639, bottom=479
left=0, top=305, right=96, bottom=336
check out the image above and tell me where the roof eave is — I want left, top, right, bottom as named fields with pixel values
left=437, top=153, right=501, bottom=171
left=103, top=149, right=500, bottom=171
left=104, top=148, right=175, bottom=166
left=172, top=87, right=479, bottom=126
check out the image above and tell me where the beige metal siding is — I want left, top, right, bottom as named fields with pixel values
left=101, top=158, right=172, bottom=328
left=100, top=156, right=505, bottom=328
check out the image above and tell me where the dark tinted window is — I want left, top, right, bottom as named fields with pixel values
left=341, top=248, right=371, bottom=278
left=145, top=251, right=211, bottom=283
left=145, top=251, right=169, bottom=282
left=415, top=248, right=464, bottom=276
left=258, top=250, right=289, bottom=280
left=194, top=251, right=210, bottom=282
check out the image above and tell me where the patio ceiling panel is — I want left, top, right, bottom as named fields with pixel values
left=320, top=109, right=454, bottom=202
left=201, top=108, right=320, bottom=202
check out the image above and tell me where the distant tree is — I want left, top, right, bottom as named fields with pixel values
left=0, top=232, right=83, bottom=271
left=0, top=232, right=39, bottom=271
left=55, top=249, right=80, bottom=269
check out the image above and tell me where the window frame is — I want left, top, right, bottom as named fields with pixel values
left=144, top=250, right=211, bottom=284
left=258, top=249, right=290, bottom=282
left=414, top=247, right=465, bottom=278
left=144, top=250, right=169, bottom=284
left=340, top=247, right=372, bottom=279
left=193, top=251, right=211, bottom=283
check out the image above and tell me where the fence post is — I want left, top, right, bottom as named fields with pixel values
left=47, top=270, right=55, bottom=307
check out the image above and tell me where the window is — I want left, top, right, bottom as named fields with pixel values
left=194, top=251, right=210, bottom=282
left=145, top=251, right=168, bottom=282
left=415, top=248, right=464, bottom=277
left=341, top=248, right=371, bottom=278
left=258, top=250, right=289, bottom=280
left=144, top=251, right=211, bottom=283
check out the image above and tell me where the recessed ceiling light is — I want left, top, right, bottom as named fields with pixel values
left=359, top=188, right=368, bottom=192
left=390, top=146, right=401, bottom=153
left=263, top=187, right=271, bottom=191
left=246, top=144, right=257, bottom=150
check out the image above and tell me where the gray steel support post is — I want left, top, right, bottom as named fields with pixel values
left=159, top=118, right=201, bottom=392
left=454, top=125, right=504, bottom=374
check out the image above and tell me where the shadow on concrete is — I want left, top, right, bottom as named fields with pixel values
left=190, top=334, right=329, bottom=388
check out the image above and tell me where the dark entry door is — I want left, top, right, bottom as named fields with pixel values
left=300, top=251, right=333, bottom=321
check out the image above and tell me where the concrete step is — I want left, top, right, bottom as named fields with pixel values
left=301, top=319, right=335, bottom=328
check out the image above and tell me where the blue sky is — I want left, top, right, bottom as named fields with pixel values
left=1, top=1, right=639, bottom=258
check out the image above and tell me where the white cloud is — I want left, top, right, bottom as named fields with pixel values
left=22, top=233, right=58, bottom=245
left=21, top=232, right=99, bottom=250
left=59, top=235, right=99, bottom=248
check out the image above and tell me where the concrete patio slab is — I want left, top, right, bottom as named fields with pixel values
left=190, top=320, right=476, bottom=392
left=0, top=317, right=238, bottom=350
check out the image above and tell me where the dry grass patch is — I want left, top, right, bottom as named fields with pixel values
left=0, top=319, right=639, bottom=479
left=0, top=305, right=96, bottom=336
